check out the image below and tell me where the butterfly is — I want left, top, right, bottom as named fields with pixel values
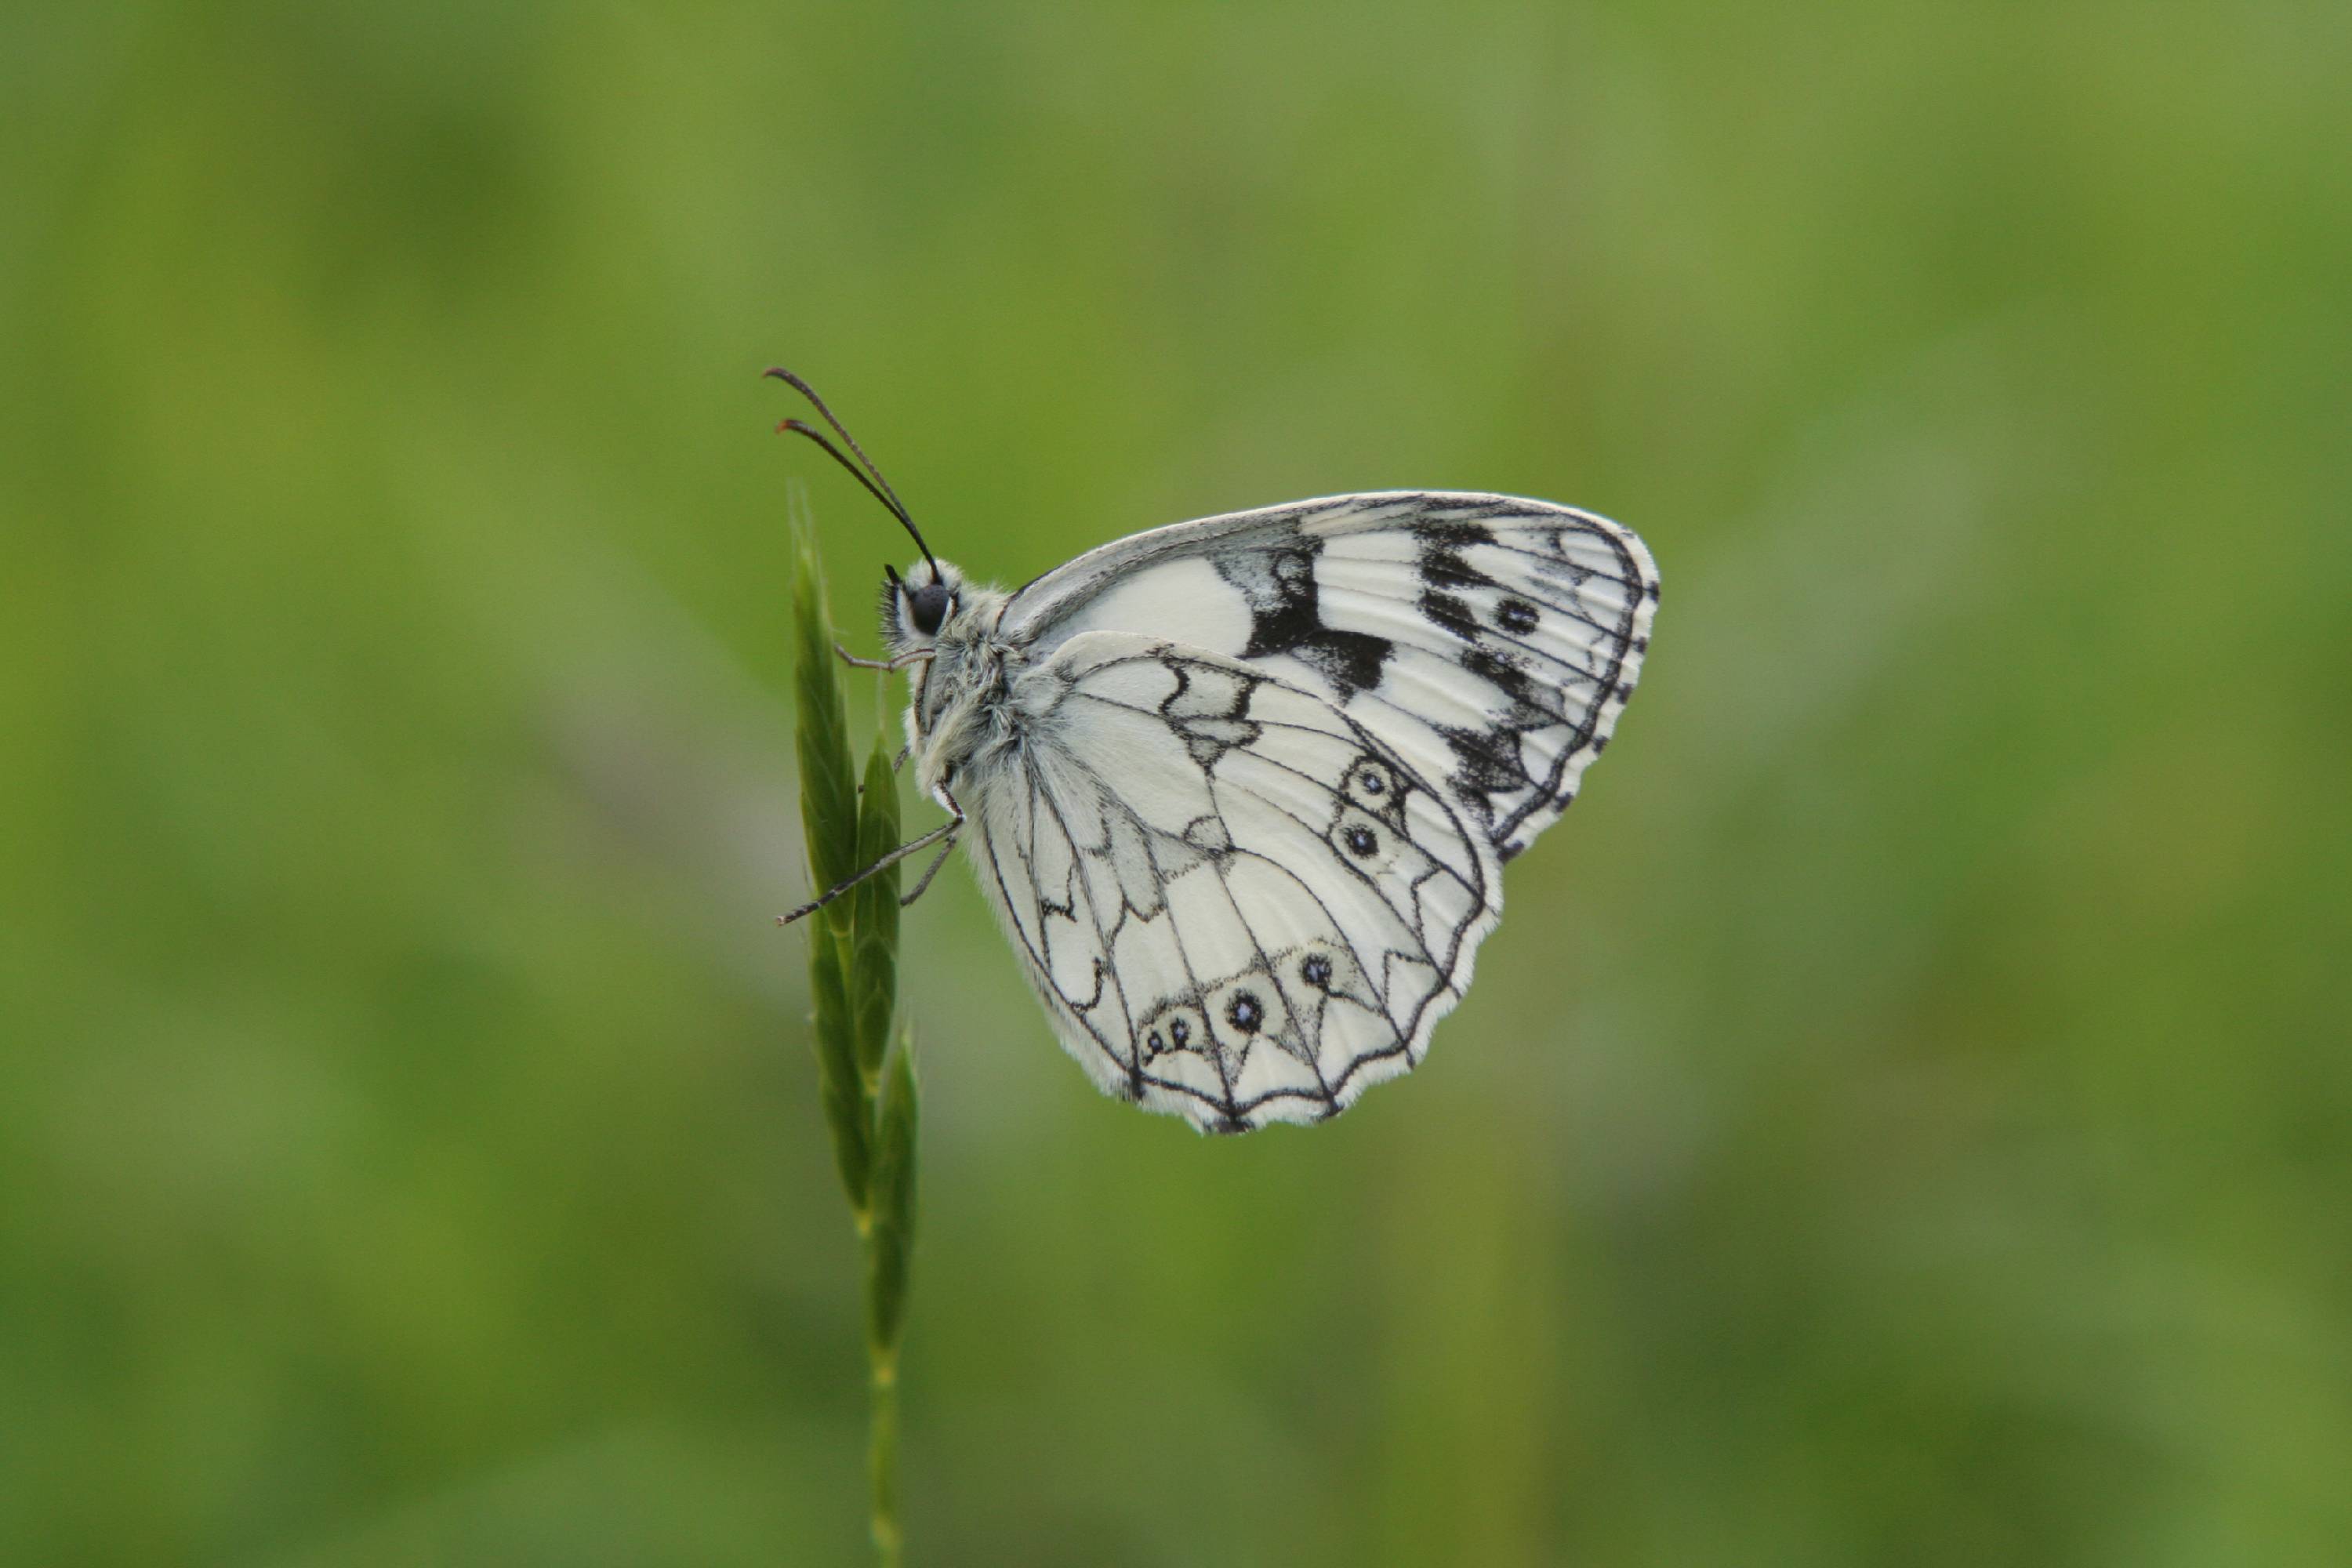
left=771, top=370, right=1658, bottom=1133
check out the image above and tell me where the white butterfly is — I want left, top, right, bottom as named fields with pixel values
left=773, top=371, right=1658, bottom=1133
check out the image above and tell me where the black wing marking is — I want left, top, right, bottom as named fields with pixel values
left=1000, top=492, right=1657, bottom=862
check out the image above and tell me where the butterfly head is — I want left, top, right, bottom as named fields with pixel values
left=880, top=558, right=967, bottom=653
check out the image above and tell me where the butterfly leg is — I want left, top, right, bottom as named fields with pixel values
left=897, top=833, right=959, bottom=908
left=833, top=642, right=935, bottom=673
left=777, top=807, right=965, bottom=927
left=833, top=643, right=896, bottom=670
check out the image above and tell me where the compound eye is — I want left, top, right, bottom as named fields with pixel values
left=906, top=583, right=952, bottom=636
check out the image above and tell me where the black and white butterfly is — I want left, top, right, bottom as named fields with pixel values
left=773, top=370, right=1658, bottom=1134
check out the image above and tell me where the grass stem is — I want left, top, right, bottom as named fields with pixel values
left=790, top=486, right=919, bottom=1564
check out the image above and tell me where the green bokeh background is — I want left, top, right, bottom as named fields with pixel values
left=5, top=2, right=2348, bottom=1563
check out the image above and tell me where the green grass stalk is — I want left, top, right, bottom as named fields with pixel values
left=790, top=491, right=920, bottom=1563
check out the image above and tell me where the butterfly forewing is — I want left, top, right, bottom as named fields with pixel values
left=1003, top=492, right=1658, bottom=861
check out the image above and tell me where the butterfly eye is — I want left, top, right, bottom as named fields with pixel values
left=906, top=582, right=952, bottom=636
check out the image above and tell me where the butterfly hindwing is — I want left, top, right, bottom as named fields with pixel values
left=965, top=631, right=1501, bottom=1131
left=1001, top=492, right=1658, bottom=861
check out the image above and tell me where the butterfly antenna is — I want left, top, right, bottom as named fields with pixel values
left=764, top=368, right=942, bottom=578
left=775, top=417, right=920, bottom=544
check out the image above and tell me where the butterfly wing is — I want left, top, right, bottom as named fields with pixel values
left=966, top=631, right=1500, bottom=1131
left=1000, top=492, right=1657, bottom=861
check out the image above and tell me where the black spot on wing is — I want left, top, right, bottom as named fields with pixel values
left=1463, top=646, right=1545, bottom=710
left=1437, top=720, right=1526, bottom=812
left=1432, top=647, right=1571, bottom=827
left=1417, top=590, right=1479, bottom=641
left=1414, top=517, right=1501, bottom=550
left=1414, top=522, right=1559, bottom=814
left=1414, top=520, right=1501, bottom=597
left=1214, top=539, right=1394, bottom=699
left=1396, top=513, right=1653, bottom=845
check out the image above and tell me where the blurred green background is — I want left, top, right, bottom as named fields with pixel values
left=5, top=1, right=2348, bottom=1563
